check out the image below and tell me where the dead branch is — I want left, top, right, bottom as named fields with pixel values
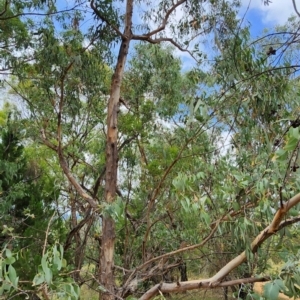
left=139, top=276, right=270, bottom=300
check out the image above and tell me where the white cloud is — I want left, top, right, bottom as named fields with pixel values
left=241, top=0, right=296, bottom=25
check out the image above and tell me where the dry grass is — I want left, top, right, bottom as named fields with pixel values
left=79, top=282, right=300, bottom=300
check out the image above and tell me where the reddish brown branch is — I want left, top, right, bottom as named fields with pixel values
left=132, top=36, right=199, bottom=62
left=138, top=0, right=187, bottom=38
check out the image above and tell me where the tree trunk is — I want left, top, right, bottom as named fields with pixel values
left=179, top=261, right=188, bottom=281
left=99, top=1, right=133, bottom=299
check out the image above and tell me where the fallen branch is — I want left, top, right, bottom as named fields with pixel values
left=139, top=276, right=270, bottom=300
left=123, top=217, right=222, bottom=296
left=209, top=193, right=300, bottom=285
left=139, top=192, right=300, bottom=300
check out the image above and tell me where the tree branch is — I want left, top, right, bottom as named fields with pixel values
left=138, top=192, right=300, bottom=300
left=64, top=207, right=93, bottom=250
left=132, top=36, right=199, bottom=62
left=139, top=276, right=270, bottom=300
left=208, top=193, right=300, bottom=285
left=139, top=0, right=187, bottom=38
left=0, top=3, right=84, bottom=20
left=292, top=0, right=300, bottom=17
left=123, top=217, right=222, bottom=294
left=0, top=0, right=8, bottom=17
left=55, top=62, right=98, bottom=209
left=90, top=0, right=124, bottom=38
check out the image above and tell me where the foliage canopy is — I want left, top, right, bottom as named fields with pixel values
left=1, top=1, right=300, bottom=300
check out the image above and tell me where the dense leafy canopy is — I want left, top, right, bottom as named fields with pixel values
left=1, top=1, right=300, bottom=300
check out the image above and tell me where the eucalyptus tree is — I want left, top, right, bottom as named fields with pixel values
left=88, top=1, right=239, bottom=298
left=4, top=0, right=300, bottom=300
left=7, top=0, right=240, bottom=299
left=195, top=21, right=300, bottom=298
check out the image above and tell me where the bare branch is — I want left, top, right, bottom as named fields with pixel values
left=292, top=0, right=300, bottom=17
left=139, top=0, right=187, bottom=38
left=132, top=36, right=199, bottom=62
left=139, top=276, right=270, bottom=300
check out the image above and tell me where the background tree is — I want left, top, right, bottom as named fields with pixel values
left=0, top=107, right=69, bottom=299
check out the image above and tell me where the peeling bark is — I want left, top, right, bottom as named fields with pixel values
left=98, top=1, right=133, bottom=298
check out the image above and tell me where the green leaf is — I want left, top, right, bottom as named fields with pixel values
left=59, top=244, right=64, bottom=264
left=293, top=273, right=300, bottom=285
left=8, top=265, right=18, bottom=288
left=41, top=254, right=48, bottom=274
left=233, top=202, right=240, bottom=211
left=73, top=284, right=80, bottom=298
left=62, top=258, right=67, bottom=268
left=53, top=245, right=62, bottom=271
left=201, top=211, right=211, bottom=226
left=290, top=127, right=300, bottom=139
left=5, top=248, right=12, bottom=258
left=0, top=285, right=4, bottom=296
left=4, top=256, right=16, bottom=265
left=263, top=282, right=280, bottom=300
left=1, top=282, right=12, bottom=293
left=284, top=137, right=298, bottom=151
left=44, top=267, right=52, bottom=285
left=196, top=172, right=205, bottom=179
left=274, top=149, right=288, bottom=161
left=274, top=279, right=286, bottom=292
left=247, top=292, right=261, bottom=300
left=32, top=272, right=45, bottom=286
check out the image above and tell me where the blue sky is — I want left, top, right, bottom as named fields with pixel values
left=53, top=1, right=297, bottom=72
left=178, top=0, right=297, bottom=70
left=240, top=0, right=295, bottom=33
left=241, top=0, right=295, bottom=25
left=2, top=0, right=298, bottom=77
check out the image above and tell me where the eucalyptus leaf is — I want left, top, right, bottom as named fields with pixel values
left=263, top=282, right=280, bottom=300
